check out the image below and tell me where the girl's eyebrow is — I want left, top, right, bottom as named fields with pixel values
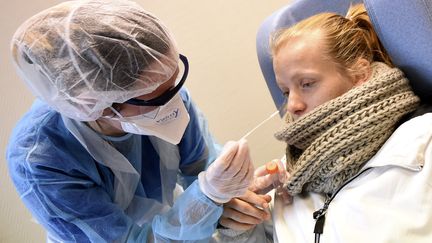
left=290, top=71, right=319, bottom=81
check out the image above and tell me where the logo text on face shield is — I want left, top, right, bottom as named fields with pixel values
left=156, top=108, right=179, bottom=124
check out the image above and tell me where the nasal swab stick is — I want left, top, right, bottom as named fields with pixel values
left=240, top=111, right=279, bottom=140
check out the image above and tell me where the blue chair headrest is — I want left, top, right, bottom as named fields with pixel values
left=257, top=0, right=432, bottom=115
left=365, top=0, right=432, bottom=103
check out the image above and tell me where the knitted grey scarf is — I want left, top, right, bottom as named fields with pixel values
left=275, top=62, right=420, bottom=195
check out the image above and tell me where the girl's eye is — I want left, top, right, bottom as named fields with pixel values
left=301, top=79, right=315, bottom=88
left=283, top=90, right=290, bottom=97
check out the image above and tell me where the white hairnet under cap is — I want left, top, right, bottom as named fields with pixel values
left=11, top=0, right=179, bottom=121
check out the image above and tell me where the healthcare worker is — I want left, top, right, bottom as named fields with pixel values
left=6, top=0, right=256, bottom=242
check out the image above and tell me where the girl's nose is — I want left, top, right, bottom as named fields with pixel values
left=286, top=92, right=306, bottom=117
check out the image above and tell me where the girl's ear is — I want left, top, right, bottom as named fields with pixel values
left=352, top=58, right=372, bottom=86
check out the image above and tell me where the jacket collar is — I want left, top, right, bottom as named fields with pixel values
left=363, top=113, right=432, bottom=171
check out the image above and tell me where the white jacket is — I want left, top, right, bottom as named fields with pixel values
left=273, top=112, right=432, bottom=243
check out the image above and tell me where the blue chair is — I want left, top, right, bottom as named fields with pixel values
left=256, top=0, right=432, bottom=116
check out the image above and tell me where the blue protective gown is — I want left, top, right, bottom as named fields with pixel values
left=6, top=88, right=223, bottom=242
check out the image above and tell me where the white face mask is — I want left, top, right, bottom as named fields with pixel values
left=120, top=94, right=190, bottom=145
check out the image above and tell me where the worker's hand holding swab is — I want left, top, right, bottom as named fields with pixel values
left=198, top=139, right=254, bottom=204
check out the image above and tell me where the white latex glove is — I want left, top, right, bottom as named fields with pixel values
left=198, top=139, right=254, bottom=204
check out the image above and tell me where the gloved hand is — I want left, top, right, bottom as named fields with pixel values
left=198, top=139, right=254, bottom=204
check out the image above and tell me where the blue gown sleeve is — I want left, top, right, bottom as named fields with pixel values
left=9, top=157, right=222, bottom=242
left=132, top=182, right=223, bottom=242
